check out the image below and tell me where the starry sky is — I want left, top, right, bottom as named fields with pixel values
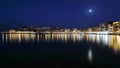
left=0, top=0, right=120, bottom=28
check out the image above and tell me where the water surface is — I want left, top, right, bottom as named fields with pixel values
left=0, top=33, right=120, bottom=68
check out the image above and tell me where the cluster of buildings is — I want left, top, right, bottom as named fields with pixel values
left=2, top=21, right=120, bottom=34
left=83, top=21, right=120, bottom=34
left=79, top=21, right=120, bottom=34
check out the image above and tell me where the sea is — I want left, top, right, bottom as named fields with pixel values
left=0, top=33, right=120, bottom=68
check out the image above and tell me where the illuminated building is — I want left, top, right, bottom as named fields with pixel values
left=64, top=28, right=70, bottom=33
left=88, top=28, right=92, bottom=32
left=9, top=30, right=16, bottom=33
left=113, top=21, right=120, bottom=33
left=20, top=27, right=29, bottom=31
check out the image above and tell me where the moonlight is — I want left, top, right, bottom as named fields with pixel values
left=89, top=9, right=93, bottom=13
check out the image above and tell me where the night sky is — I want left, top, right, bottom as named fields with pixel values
left=0, top=0, right=120, bottom=28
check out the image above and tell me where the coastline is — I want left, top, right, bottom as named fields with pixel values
left=1, top=31, right=120, bottom=35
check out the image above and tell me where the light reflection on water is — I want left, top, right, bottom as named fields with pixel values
left=88, top=48, right=92, bottom=63
left=2, top=33, right=120, bottom=53
left=86, top=34, right=120, bottom=53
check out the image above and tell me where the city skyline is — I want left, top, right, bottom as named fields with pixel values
left=0, top=0, right=120, bottom=28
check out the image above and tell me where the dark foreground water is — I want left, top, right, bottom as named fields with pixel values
left=0, top=33, right=120, bottom=68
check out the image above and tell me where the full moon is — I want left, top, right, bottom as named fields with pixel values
left=89, top=9, right=93, bottom=13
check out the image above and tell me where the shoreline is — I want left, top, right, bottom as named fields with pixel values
left=1, top=31, right=120, bottom=35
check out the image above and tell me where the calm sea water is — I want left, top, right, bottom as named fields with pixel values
left=0, top=33, right=120, bottom=68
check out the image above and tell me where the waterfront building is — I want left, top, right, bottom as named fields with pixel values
left=9, top=30, right=16, bottom=33
left=29, top=26, right=41, bottom=31
left=41, top=27, right=51, bottom=31
left=99, top=23, right=107, bottom=31
left=88, top=28, right=92, bottom=32
left=72, top=28, right=78, bottom=32
left=64, top=28, right=70, bottom=33
left=20, top=27, right=29, bottom=31
left=113, top=21, right=120, bottom=32
left=92, top=26, right=99, bottom=32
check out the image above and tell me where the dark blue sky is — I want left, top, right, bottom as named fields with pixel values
left=0, top=0, right=120, bottom=28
